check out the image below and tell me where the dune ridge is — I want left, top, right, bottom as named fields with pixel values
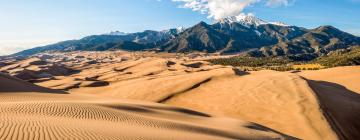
left=300, top=67, right=360, bottom=140
left=41, top=55, right=338, bottom=139
left=162, top=71, right=339, bottom=140
left=0, top=73, right=295, bottom=140
left=2, top=52, right=360, bottom=139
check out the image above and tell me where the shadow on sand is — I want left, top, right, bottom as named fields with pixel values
left=0, top=72, right=67, bottom=94
left=306, top=80, right=360, bottom=140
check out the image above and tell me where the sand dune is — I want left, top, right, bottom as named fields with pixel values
left=300, top=67, right=360, bottom=139
left=0, top=57, right=75, bottom=82
left=306, top=80, right=360, bottom=140
left=0, top=73, right=64, bottom=94
left=38, top=56, right=334, bottom=139
left=0, top=73, right=294, bottom=140
left=162, top=71, right=338, bottom=140
left=3, top=52, right=360, bottom=139
left=300, top=66, right=360, bottom=94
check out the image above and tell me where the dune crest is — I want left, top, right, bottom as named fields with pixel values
left=2, top=52, right=360, bottom=139
left=300, top=67, right=360, bottom=139
left=0, top=72, right=295, bottom=140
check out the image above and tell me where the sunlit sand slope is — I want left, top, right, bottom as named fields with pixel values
left=300, top=66, right=360, bottom=93
left=0, top=73, right=294, bottom=140
left=300, top=66, right=360, bottom=140
left=13, top=54, right=360, bottom=140
left=163, top=71, right=338, bottom=140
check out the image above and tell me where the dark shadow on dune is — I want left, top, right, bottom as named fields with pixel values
left=306, top=79, right=360, bottom=140
left=244, top=125, right=301, bottom=140
left=158, top=78, right=212, bottom=103
left=166, top=61, right=176, bottom=67
left=137, top=105, right=211, bottom=117
left=107, top=103, right=299, bottom=140
left=181, top=62, right=204, bottom=68
left=104, top=104, right=211, bottom=117
left=114, top=66, right=132, bottom=72
left=83, top=81, right=110, bottom=87
left=103, top=105, right=156, bottom=113
left=5, top=66, right=81, bottom=83
left=167, top=121, right=295, bottom=140
left=68, top=69, right=82, bottom=75
left=232, top=68, right=250, bottom=76
left=62, top=83, right=82, bottom=91
left=28, top=77, right=56, bottom=83
left=290, top=70, right=301, bottom=73
left=158, top=69, right=248, bottom=104
left=0, top=73, right=67, bottom=94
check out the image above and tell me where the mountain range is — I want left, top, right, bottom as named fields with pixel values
left=15, top=15, right=360, bottom=61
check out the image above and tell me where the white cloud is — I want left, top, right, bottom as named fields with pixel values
left=207, top=0, right=259, bottom=20
left=266, top=0, right=289, bottom=7
left=172, top=0, right=291, bottom=20
left=173, top=0, right=209, bottom=14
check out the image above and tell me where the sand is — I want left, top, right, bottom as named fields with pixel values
left=300, top=66, right=360, bottom=139
left=0, top=73, right=294, bottom=140
left=162, top=71, right=339, bottom=140
left=0, top=57, right=74, bottom=82
left=2, top=51, right=360, bottom=139
left=40, top=55, right=333, bottom=139
left=300, top=66, right=360, bottom=94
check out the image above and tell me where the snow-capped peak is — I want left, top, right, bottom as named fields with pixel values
left=268, top=22, right=289, bottom=27
left=104, top=31, right=128, bottom=36
left=218, top=13, right=289, bottom=27
left=235, top=13, right=268, bottom=26
left=161, top=26, right=186, bottom=35
left=176, top=26, right=185, bottom=33
left=218, top=16, right=238, bottom=24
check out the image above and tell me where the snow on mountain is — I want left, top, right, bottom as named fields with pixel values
left=268, top=22, right=290, bottom=27
left=218, top=13, right=290, bottom=27
left=161, top=27, right=186, bottom=34
left=103, top=27, right=186, bottom=40
left=176, top=26, right=186, bottom=33
left=235, top=13, right=268, bottom=27
left=104, top=31, right=129, bottom=36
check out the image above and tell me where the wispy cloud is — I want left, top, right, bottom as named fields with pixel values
left=171, top=0, right=291, bottom=20
left=265, top=0, right=289, bottom=7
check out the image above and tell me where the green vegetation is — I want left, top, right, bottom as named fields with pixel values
left=292, top=64, right=323, bottom=70
left=207, top=47, right=360, bottom=71
left=314, top=47, right=360, bottom=67
left=208, top=56, right=295, bottom=71
left=208, top=56, right=290, bottom=67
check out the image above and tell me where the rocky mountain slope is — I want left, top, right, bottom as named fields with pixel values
left=162, top=15, right=359, bottom=61
left=14, top=28, right=183, bottom=56
left=14, top=15, right=360, bottom=61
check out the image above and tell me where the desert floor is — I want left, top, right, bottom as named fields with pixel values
left=1, top=51, right=359, bottom=140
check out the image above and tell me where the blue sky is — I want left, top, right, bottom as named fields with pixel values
left=0, top=0, right=359, bottom=55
